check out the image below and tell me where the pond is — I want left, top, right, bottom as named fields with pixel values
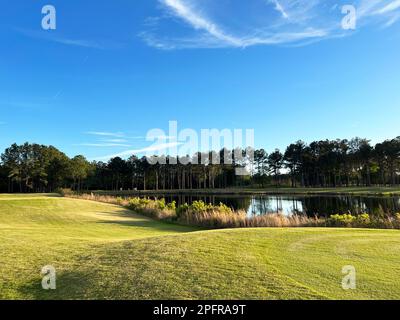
left=118, top=193, right=400, bottom=217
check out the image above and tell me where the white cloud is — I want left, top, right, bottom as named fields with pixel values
left=269, top=0, right=289, bottom=19
left=101, top=138, right=129, bottom=143
left=155, top=135, right=176, bottom=140
left=51, top=38, right=103, bottom=49
left=161, top=0, right=244, bottom=47
left=76, top=143, right=131, bottom=147
left=382, top=12, right=400, bottom=26
left=15, top=28, right=103, bottom=49
left=376, top=0, right=400, bottom=14
left=79, top=133, right=145, bottom=150
left=140, top=0, right=332, bottom=49
left=85, top=131, right=125, bottom=138
left=142, top=0, right=400, bottom=49
left=92, top=142, right=183, bottom=161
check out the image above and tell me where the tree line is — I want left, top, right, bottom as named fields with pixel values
left=0, top=137, right=399, bottom=193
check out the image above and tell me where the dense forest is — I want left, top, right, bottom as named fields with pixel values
left=0, top=137, right=399, bottom=193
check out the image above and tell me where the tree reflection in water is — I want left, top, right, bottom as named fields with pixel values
left=117, top=193, right=400, bottom=218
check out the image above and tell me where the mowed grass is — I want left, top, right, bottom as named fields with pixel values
left=0, top=195, right=399, bottom=300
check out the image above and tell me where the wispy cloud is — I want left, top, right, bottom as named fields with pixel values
left=14, top=27, right=125, bottom=50
left=79, top=132, right=146, bottom=150
left=85, top=131, right=126, bottom=138
left=158, top=0, right=245, bottom=47
left=100, top=138, right=129, bottom=143
left=383, top=13, right=400, bottom=27
left=50, top=38, right=104, bottom=49
left=357, top=0, right=400, bottom=28
left=141, top=0, right=400, bottom=49
left=139, top=0, right=331, bottom=49
left=376, top=0, right=400, bottom=14
left=155, top=135, right=176, bottom=140
left=91, top=142, right=183, bottom=161
left=15, top=28, right=104, bottom=49
left=269, top=0, right=289, bottom=19
left=75, top=143, right=131, bottom=147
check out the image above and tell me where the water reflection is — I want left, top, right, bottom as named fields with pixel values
left=121, top=194, right=400, bottom=217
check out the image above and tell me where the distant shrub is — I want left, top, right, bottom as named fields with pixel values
left=176, top=200, right=237, bottom=228
left=328, top=214, right=356, bottom=227
left=115, top=197, right=125, bottom=205
left=356, top=213, right=371, bottom=226
left=155, top=198, right=166, bottom=210
left=328, top=213, right=385, bottom=228
left=177, top=200, right=232, bottom=214
left=127, top=197, right=151, bottom=211
left=167, top=201, right=176, bottom=211
left=176, top=203, right=190, bottom=218
left=124, top=197, right=176, bottom=220
left=191, top=200, right=214, bottom=212
left=127, top=197, right=141, bottom=210
left=216, top=202, right=233, bottom=214
left=55, top=188, right=73, bottom=196
left=394, top=213, right=400, bottom=229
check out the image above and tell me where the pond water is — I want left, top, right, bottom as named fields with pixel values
left=125, top=194, right=400, bottom=217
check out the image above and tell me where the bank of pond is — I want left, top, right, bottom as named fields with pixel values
left=65, top=191, right=400, bottom=230
left=136, top=193, right=400, bottom=217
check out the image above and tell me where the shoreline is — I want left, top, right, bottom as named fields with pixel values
left=89, top=187, right=400, bottom=197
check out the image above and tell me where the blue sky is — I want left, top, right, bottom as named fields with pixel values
left=1, top=0, right=400, bottom=160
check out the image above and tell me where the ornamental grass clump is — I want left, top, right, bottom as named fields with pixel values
left=176, top=200, right=246, bottom=228
left=127, top=197, right=176, bottom=219
left=175, top=200, right=322, bottom=228
left=244, top=214, right=323, bottom=228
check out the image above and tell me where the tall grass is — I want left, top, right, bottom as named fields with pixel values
left=62, top=191, right=400, bottom=230
left=177, top=209, right=323, bottom=228
left=63, top=192, right=176, bottom=220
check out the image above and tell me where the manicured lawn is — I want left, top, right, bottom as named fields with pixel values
left=0, top=195, right=399, bottom=299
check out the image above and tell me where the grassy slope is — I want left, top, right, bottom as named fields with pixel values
left=0, top=195, right=399, bottom=300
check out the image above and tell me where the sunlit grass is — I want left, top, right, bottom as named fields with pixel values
left=1, top=195, right=399, bottom=300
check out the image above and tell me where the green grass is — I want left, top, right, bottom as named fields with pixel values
left=1, top=195, right=400, bottom=300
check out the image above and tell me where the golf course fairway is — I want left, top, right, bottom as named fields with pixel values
left=0, top=195, right=399, bottom=300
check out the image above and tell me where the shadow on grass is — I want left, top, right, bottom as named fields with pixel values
left=0, top=193, right=62, bottom=197
left=18, top=271, right=96, bottom=300
left=96, top=208, right=199, bottom=233
left=97, top=218, right=198, bottom=232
